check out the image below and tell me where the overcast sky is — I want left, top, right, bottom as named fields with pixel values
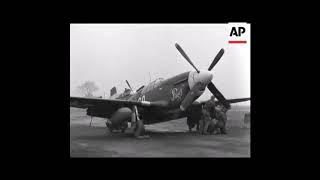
left=70, top=24, right=250, bottom=105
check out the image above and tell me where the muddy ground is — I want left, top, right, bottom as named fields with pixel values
left=70, top=108, right=250, bottom=157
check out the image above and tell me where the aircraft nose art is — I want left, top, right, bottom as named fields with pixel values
left=188, top=70, right=213, bottom=89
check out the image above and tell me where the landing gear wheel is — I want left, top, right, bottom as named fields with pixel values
left=134, top=120, right=149, bottom=139
left=134, top=120, right=144, bottom=137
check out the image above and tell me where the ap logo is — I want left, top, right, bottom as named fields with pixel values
left=230, top=27, right=246, bottom=37
left=228, top=23, right=249, bottom=44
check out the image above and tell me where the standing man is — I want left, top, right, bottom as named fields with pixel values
left=186, top=104, right=202, bottom=132
left=215, top=104, right=228, bottom=134
left=200, top=95, right=216, bottom=134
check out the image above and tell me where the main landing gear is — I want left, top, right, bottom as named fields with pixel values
left=131, top=106, right=149, bottom=139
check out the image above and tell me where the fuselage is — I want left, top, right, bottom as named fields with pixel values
left=113, top=70, right=213, bottom=124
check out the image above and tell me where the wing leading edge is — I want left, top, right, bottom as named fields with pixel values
left=192, top=97, right=250, bottom=107
left=70, top=96, right=169, bottom=109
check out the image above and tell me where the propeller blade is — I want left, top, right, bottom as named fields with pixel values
left=180, top=82, right=204, bottom=111
left=208, top=48, right=224, bottom=71
left=175, top=43, right=200, bottom=73
left=125, top=80, right=133, bottom=91
left=207, top=82, right=230, bottom=109
left=226, top=98, right=250, bottom=104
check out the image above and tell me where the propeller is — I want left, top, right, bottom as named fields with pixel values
left=125, top=80, right=133, bottom=91
left=180, top=82, right=205, bottom=111
left=226, top=98, right=250, bottom=104
left=208, top=48, right=224, bottom=71
left=175, top=43, right=200, bottom=73
left=207, top=82, right=230, bottom=109
left=175, top=43, right=230, bottom=109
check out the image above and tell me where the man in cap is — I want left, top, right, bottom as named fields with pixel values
left=200, top=95, right=216, bottom=135
left=186, top=105, right=201, bottom=132
left=214, top=104, right=228, bottom=134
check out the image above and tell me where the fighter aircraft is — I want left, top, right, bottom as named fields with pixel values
left=70, top=43, right=250, bottom=137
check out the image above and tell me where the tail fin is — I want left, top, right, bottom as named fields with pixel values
left=110, top=87, right=117, bottom=97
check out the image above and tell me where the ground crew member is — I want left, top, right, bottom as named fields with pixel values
left=186, top=105, right=201, bottom=132
left=207, top=117, right=218, bottom=134
left=200, top=95, right=216, bottom=134
left=199, top=108, right=210, bottom=134
left=215, top=104, right=228, bottom=134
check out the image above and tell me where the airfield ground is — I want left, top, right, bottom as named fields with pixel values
left=70, top=107, right=250, bottom=157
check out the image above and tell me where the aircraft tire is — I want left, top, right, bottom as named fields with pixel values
left=134, top=120, right=145, bottom=137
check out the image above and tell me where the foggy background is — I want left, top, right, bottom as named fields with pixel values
left=70, top=24, right=250, bottom=106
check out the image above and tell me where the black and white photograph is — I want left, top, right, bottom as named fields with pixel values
left=70, top=23, right=251, bottom=157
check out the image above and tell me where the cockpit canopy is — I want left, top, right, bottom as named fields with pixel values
left=141, top=78, right=164, bottom=94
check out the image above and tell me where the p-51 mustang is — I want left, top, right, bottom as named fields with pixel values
left=70, top=43, right=250, bottom=137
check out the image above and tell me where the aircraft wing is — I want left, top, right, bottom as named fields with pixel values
left=193, top=97, right=250, bottom=107
left=70, top=96, right=170, bottom=118
left=70, top=96, right=167, bottom=109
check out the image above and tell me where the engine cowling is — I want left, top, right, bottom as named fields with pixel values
left=109, top=107, right=132, bottom=126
